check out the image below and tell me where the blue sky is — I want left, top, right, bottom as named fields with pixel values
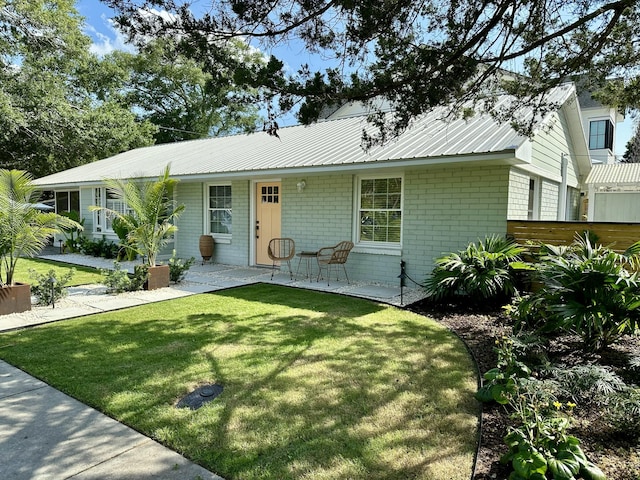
left=76, top=0, right=635, bottom=155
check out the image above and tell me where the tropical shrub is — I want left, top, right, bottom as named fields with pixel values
left=510, top=236, right=640, bottom=352
left=424, top=235, right=528, bottom=304
left=29, top=268, right=75, bottom=306
left=168, top=250, right=194, bottom=283
left=59, top=210, right=85, bottom=253
left=0, top=169, right=81, bottom=286
left=112, top=216, right=138, bottom=261
left=90, top=166, right=185, bottom=267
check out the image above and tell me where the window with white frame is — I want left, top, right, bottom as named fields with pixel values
left=208, top=185, right=232, bottom=235
left=93, top=187, right=129, bottom=233
left=357, top=176, right=402, bottom=244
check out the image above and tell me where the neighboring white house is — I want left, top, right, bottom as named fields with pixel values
left=585, top=163, right=640, bottom=222
left=34, top=83, right=592, bottom=286
left=578, top=90, right=625, bottom=165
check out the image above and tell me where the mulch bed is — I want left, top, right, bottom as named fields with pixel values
left=406, top=299, right=640, bottom=480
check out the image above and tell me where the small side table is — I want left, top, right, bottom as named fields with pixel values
left=296, top=251, right=318, bottom=281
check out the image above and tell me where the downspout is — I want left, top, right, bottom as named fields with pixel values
left=557, top=153, right=568, bottom=220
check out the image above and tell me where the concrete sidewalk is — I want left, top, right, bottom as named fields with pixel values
left=0, top=360, right=222, bottom=480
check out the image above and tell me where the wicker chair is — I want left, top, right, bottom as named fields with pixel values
left=267, top=238, right=296, bottom=280
left=316, top=241, right=354, bottom=285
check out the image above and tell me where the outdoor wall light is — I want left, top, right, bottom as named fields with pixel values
left=296, top=180, right=306, bottom=192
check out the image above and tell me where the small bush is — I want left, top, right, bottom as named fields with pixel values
left=168, top=250, right=194, bottom=283
left=101, top=262, right=148, bottom=293
left=549, top=365, right=627, bottom=406
left=607, top=388, right=640, bottom=440
left=29, top=268, right=75, bottom=306
left=80, top=237, right=120, bottom=259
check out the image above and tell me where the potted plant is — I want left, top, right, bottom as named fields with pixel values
left=90, top=166, right=185, bottom=290
left=0, top=169, right=81, bottom=315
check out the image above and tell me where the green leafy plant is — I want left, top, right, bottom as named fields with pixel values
left=112, top=216, right=138, bottom=261
left=425, top=235, right=528, bottom=305
left=502, top=389, right=605, bottom=480
left=168, top=250, right=194, bottom=283
left=607, top=388, right=640, bottom=440
left=59, top=210, right=85, bottom=253
left=0, top=169, right=81, bottom=286
left=549, top=365, right=626, bottom=406
left=476, top=335, right=532, bottom=404
left=29, top=268, right=75, bottom=306
left=101, top=262, right=148, bottom=293
left=90, top=166, right=185, bottom=267
left=78, top=237, right=120, bottom=259
left=511, top=235, right=640, bottom=352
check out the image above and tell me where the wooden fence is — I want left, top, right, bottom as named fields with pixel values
left=506, top=221, right=640, bottom=251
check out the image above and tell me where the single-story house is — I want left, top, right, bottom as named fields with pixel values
left=584, top=163, right=640, bottom=222
left=34, top=82, right=591, bottom=286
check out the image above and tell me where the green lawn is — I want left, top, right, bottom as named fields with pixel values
left=10, top=258, right=103, bottom=286
left=0, top=284, right=479, bottom=480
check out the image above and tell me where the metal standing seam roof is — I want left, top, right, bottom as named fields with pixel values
left=33, top=84, right=576, bottom=187
left=585, top=163, right=640, bottom=186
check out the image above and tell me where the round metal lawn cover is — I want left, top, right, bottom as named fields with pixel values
left=176, top=384, right=224, bottom=410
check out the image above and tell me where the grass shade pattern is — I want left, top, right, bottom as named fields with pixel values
left=10, top=258, right=103, bottom=286
left=0, top=284, right=479, bottom=480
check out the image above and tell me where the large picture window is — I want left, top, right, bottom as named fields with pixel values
left=358, top=176, right=402, bottom=244
left=589, top=119, right=614, bottom=150
left=209, top=185, right=232, bottom=235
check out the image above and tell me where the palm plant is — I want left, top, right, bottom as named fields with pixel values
left=523, top=235, right=640, bottom=352
left=0, top=169, right=81, bottom=286
left=425, top=235, right=527, bottom=303
left=90, top=166, right=185, bottom=267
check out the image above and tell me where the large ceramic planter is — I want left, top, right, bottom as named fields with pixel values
left=146, top=265, right=170, bottom=290
left=199, top=234, right=214, bottom=264
left=0, top=283, right=31, bottom=315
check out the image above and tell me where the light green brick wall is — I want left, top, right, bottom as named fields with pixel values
left=226, top=180, right=250, bottom=265
left=282, top=175, right=353, bottom=251
left=400, top=165, right=510, bottom=286
left=175, top=180, right=250, bottom=265
left=172, top=164, right=511, bottom=285
left=174, top=181, right=203, bottom=260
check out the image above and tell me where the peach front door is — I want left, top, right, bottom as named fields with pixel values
left=255, top=182, right=282, bottom=265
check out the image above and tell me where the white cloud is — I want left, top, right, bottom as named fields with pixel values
left=86, top=15, right=136, bottom=56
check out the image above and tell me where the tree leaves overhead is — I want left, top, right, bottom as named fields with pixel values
left=105, top=0, right=640, bottom=142
left=0, top=0, right=157, bottom=177
left=101, top=37, right=263, bottom=143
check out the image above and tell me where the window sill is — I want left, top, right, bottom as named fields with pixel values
left=353, top=244, right=402, bottom=256
left=212, top=236, right=231, bottom=244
